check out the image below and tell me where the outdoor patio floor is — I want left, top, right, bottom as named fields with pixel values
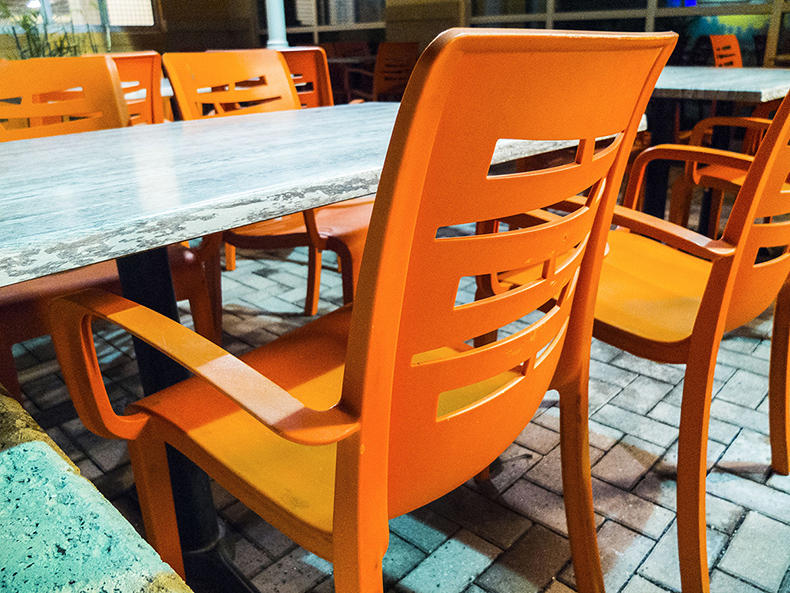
left=13, top=241, right=790, bottom=593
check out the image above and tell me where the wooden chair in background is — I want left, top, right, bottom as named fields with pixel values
left=345, top=42, right=419, bottom=102
left=50, top=28, right=676, bottom=593
left=165, top=49, right=374, bottom=316
left=0, top=56, right=218, bottom=402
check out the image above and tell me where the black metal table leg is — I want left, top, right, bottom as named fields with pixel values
left=644, top=98, right=676, bottom=219
left=116, top=248, right=259, bottom=593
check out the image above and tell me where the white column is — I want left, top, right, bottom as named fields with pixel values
left=265, top=0, right=289, bottom=49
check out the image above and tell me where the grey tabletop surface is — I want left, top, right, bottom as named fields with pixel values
left=653, top=65, right=790, bottom=102
left=0, top=102, right=638, bottom=288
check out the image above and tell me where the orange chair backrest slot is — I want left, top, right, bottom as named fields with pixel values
left=710, top=34, right=743, bottom=68
left=162, top=50, right=300, bottom=120
left=279, top=46, right=334, bottom=108
left=0, top=56, right=130, bottom=142
left=337, top=29, right=676, bottom=517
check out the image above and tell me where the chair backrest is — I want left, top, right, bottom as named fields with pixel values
left=162, top=49, right=300, bottom=120
left=279, top=46, right=334, bottom=108
left=371, top=41, right=419, bottom=100
left=335, top=28, right=676, bottom=518
left=719, top=93, right=790, bottom=329
left=710, top=34, right=742, bottom=67
left=97, top=51, right=164, bottom=125
left=0, top=56, right=130, bottom=142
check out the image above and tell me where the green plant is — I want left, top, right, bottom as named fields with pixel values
left=0, top=0, right=82, bottom=58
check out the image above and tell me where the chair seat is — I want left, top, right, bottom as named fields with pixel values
left=594, top=229, right=711, bottom=345
left=129, top=305, right=353, bottom=553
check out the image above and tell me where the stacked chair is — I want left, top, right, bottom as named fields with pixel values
left=478, top=85, right=790, bottom=593
left=0, top=56, right=218, bottom=403
left=98, top=51, right=166, bottom=125
left=51, top=28, right=675, bottom=593
left=164, top=48, right=374, bottom=316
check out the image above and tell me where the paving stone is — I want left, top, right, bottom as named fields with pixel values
left=621, top=575, right=669, bottom=593
left=720, top=334, right=761, bottom=355
left=751, top=341, right=771, bottom=362
left=230, top=532, right=274, bottom=578
left=468, top=443, right=540, bottom=495
left=389, top=507, right=459, bottom=554
left=393, top=530, right=501, bottom=593
left=717, top=428, right=773, bottom=482
left=590, top=339, right=622, bottom=363
left=222, top=501, right=297, bottom=559
left=716, top=369, right=769, bottom=410
left=561, top=520, right=655, bottom=593
left=588, top=419, right=624, bottom=451
left=588, top=377, right=623, bottom=413
left=500, top=479, right=604, bottom=537
left=525, top=444, right=604, bottom=495
left=589, top=359, right=638, bottom=388
left=610, top=375, right=674, bottom=415
left=475, top=524, right=570, bottom=593
left=637, top=521, right=727, bottom=592
left=543, top=580, right=575, bottom=593
left=514, top=423, right=560, bottom=455
left=654, top=437, right=726, bottom=475
left=383, top=533, right=427, bottom=589
left=590, top=478, right=674, bottom=540
left=706, top=469, right=790, bottom=525
left=591, top=404, right=678, bottom=448
left=251, top=547, right=332, bottom=593
left=709, top=569, right=767, bottom=593
left=716, top=348, right=770, bottom=377
left=719, top=512, right=790, bottom=591
left=532, top=405, right=561, bottom=432
left=428, top=485, right=531, bottom=550
left=710, top=399, right=770, bottom=436
left=767, top=472, right=790, bottom=495
left=592, top=435, right=665, bottom=490
left=633, top=472, right=744, bottom=534
left=646, top=401, right=740, bottom=446
left=609, top=352, right=686, bottom=385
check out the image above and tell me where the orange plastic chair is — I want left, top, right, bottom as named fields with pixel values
left=669, top=97, right=784, bottom=237
left=345, top=42, right=419, bottom=102
left=163, top=49, right=300, bottom=120
left=166, top=49, right=374, bottom=316
left=0, top=56, right=219, bottom=402
left=280, top=46, right=334, bottom=108
left=50, top=29, right=676, bottom=593
left=710, top=34, right=743, bottom=67
left=97, top=51, right=165, bottom=125
left=591, top=93, right=790, bottom=593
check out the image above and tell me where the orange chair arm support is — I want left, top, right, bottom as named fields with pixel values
left=622, top=144, right=754, bottom=209
left=610, top=204, right=737, bottom=261
left=689, top=116, right=772, bottom=147
left=51, top=290, right=360, bottom=446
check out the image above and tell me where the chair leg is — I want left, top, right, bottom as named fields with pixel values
left=304, top=246, right=322, bottom=316
left=769, top=278, right=790, bottom=475
left=0, top=341, right=24, bottom=403
left=225, top=243, right=236, bottom=271
left=706, top=189, right=725, bottom=239
left=558, top=378, right=605, bottom=593
left=128, top=434, right=186, bottom=579
left=676, top=355, right=716, bottom=593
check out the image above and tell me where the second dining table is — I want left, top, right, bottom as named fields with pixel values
left=1, top=100, right=623, bottom=591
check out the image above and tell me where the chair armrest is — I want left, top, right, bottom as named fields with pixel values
left=610, top=204, right=737, bottom=261
left=50, top=289, right=360, bottom=446
left=621, top=144, right=754, bottom=209
left=689, top=116, right=772, bottom=147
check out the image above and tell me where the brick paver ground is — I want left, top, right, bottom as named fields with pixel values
left=13, top=243, right=790, bottom=593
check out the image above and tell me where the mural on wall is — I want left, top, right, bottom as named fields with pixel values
left=678, top=14, right=770, bottom=65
